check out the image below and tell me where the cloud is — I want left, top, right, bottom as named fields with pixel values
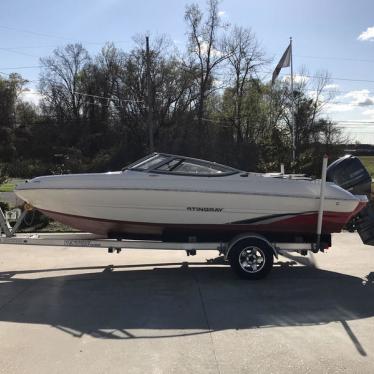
left=198, top=40, right=222, bottom=57
left=324, top=102, right=353, bottom=113
left=324, top=89, right=374, bottom=114
left=282, top=74, right=309, bottom=84
left=358, top=26, right=374, bottom=41
left=19, top=88, right=42, bottom=106
left=218, top=10, right=226, bottom=17
left=324, top=83, right=339, bottom=90
left=343, top=89, right=374, bottom=106
left=358, top=98, right=374, bottom=106
left=362, top=109, right=374, bottom=120
left=307, top=90, right=326, bottom=102
left=344, top=89, right=370, bottom=99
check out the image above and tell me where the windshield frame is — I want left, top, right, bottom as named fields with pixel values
left=124, top=153, right=241, bottom=177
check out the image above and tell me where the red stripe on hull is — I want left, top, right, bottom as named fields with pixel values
left=39, top=205, right=365, bottom=238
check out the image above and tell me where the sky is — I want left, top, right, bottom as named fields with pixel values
left=1, top=0, right=374, bottom=143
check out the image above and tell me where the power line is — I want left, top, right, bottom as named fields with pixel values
left=326, top=100, right=374, bottom=107
left=73, top=91, right=143, bottom=103
left=0, top=48, right=39, bottom=58
left=272, top=51, right=374, bottom=64
left=0, top=71, right=37, bottom=82
left=0, top=25, right=75, bottom=41
left=304, top=88, right=372, bottom=95
left=261, top=67, right=374, bottom=85
left=0, top=40, right=133, bottom=50
left=12, top=87, right=144, bottom=105
left=337, top=120, right=374, bottom=124
left=0, top=65, right=42, bottom=70
left=2, top=44, right=374, bottom=86
left=0, top=26, right=372, bottom=65
left=278, top=73, right=374, bottom=84
left=295, top=54, right=374, bottom=64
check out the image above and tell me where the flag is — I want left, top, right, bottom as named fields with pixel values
left=272, top=44, right=291, bottom=85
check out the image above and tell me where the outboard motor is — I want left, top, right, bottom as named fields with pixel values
left=327, top=154, right=374, bottom=245
left=326, top=154, right=371, bottom=196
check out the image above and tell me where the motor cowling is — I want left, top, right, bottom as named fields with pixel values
left=327, top=155, right=374, bottom=245
left=326, top=154, right=371, bottom=196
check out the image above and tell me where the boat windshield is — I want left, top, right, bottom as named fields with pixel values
left=126, top=153, right=240, bottom=176
left=127, top=154, right=168, bottom=171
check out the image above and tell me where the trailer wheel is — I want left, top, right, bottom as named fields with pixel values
left=229, top=239, right=274, bottom=280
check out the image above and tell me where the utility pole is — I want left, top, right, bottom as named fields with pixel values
left=290, top=37, right=295, bottom=164
left=145, top=36, right=154, bottom=153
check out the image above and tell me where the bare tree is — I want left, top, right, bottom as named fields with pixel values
left=81, top=43, right=125, bottom=130
left=309, top=70, right=336, bottom=123
left=275, top=68, right=341, bottom=165
left=40, top=44, right=90, bottom=122
left=185, top=0, right=231, bottom=127
left=0, top=73, right=28, bottom=163
left=223, top=26, right=268, bottom=142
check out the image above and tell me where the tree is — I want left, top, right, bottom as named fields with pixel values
left=40, top=44, right=90, bottom=124
left=79, top=43, right=125, bottom=155
left=271, top=70, right=344, bottom=172
left=112, top=36, right=199, bottom=160
left=0, top=6, right=345, bottom=178
left=0, top=73, right=27, bottom=162
left=185, top=0, right=231, bottom=128
left=222, top=26, right=268, bottom=143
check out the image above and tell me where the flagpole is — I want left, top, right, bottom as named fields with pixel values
left=290, top=37, right=295, bottom=164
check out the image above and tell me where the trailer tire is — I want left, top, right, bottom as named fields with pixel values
left=229, top=238, right=274, bottom=280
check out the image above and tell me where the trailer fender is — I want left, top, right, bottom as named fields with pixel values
left=224, top=233, right=278, bottom=261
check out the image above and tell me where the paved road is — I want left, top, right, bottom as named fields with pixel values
left=0, top=232, right=374, bottom=373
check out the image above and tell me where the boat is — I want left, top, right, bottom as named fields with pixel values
left=14, top=153, right=369, bottom=242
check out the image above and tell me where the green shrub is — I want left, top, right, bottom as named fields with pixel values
left=20, top=209, right=50, bottom=230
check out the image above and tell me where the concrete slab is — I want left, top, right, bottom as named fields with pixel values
left=0, top=232, right=374, bottom=373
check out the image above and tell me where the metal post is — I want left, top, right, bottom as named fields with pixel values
left=145, top=36, right=154, bottom=153
left=0, top=208, right=11, bottom=237
left=316, top=155, right=328, bottom=250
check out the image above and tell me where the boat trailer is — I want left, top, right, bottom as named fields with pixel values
left=0, top=205, right=325, bottom=280
left=0, top=156, right=332, bottom=279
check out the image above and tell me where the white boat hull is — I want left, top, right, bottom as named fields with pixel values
left=15, top=182, right=365, bottom=239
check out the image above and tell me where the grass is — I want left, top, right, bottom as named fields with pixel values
left=0, top=178, right=25, bottom=192
left=359, top=156, right=374, bottom=177
left=0, top=183, right=16, bottom=192
left=358, top=156, right=374, bottom=200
